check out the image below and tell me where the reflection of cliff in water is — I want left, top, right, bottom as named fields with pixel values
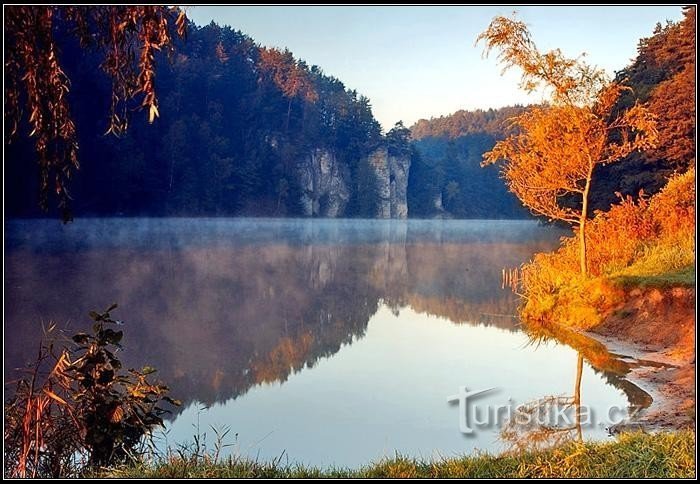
left=5, top=219, right=561, bottom=413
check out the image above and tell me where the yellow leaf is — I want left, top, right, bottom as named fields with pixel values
left=148, top=104, right=159, bottom=124
left=43, top=389, right=67, bottom=405
left=110, top=406, right=124, bottom=423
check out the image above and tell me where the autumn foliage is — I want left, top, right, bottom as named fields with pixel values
left=615, top=6, right=695, bottom=171
left=478, top=14, right=658, bottom=276
left=519, top=168, right=695, bottom=328
left=4, top=6, right=187, bottom=219
left=257, top=47, right=318, bottom=131
left=4, top=306, right=178, bottom=477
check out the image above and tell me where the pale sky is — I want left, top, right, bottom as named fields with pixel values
left=186, top=5, right=684, bottom=131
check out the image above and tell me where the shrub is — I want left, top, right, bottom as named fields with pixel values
left=648, top=168, right=695, bottom=240
left=519, top=168, right=695, bottom=328
left=4, top=305, right=179, bottom=478
left=584, top=194, right=655, bottom=276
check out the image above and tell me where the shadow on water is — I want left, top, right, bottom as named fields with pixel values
left=522, top=321, right=655, bottom=411
left=500, top=353, right=586, bottom=453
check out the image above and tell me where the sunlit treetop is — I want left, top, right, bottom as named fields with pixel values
left=477, top=14, right=658, bottom=276
left=476, top=13, right=609, bottom=107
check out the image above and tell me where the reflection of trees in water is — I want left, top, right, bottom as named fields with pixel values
left=524, top=321, right=654, bottom=411
left=6, top=223, right=561, bottom=414
left=501, top=321, right=655, bottom=452
left=501, top=354, right=584, bottom=453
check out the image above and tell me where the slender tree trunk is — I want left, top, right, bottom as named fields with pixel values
left=579, top=164, right=594, bottom=276
left=573, top=353, right=584, bottom=442
left=285, top=98, right=292, bottom=133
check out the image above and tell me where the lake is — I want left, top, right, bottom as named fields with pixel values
left=4, top=218, right=650, bottom=467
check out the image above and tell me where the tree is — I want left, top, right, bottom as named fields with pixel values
left=616, top=6, right=695, bottom=171
left=477, top=15, right=658, bottom=276
left=4, top=6, right=187, bottom=219
left=386, top=121, right=412, bottom=157
left=257, top=47, right=318, bottom=133
left=6, top=18, right=388, bottom=219
left=501, top=353, right=584, bottom=452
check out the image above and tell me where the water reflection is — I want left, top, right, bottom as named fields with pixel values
left=6, top=219, right=561, bottom=412
left=5, top=218, right=652, bottom=465
left=500, top=320, right=657, bottom=453
left=524, top=322, right=654, bottom=412
left=500, top=353, right=585, bottom=453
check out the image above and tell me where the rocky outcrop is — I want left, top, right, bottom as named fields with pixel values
left=297, top=149, right=350, bottom=217
left=368, top=147, right=411, bottom=219
left=296, top=146, right=411, bottom=218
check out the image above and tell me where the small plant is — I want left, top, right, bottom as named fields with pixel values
left=4, top=304, right=180, bottom=478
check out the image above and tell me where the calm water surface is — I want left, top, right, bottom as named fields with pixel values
left=5, top=218, right=649, bottom=467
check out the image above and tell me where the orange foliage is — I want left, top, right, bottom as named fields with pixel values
left=478, top=14, right=658, bottom=276
left=637, top=7, right=695, bottom=169
left=648, top=169, right=696, bottom=238
left=584, top=195, right=656, bottom=276
left=250, top=333, right=315, bottom=385
left=476, top=15, right=607, bottom=106
left=257, top=47, right=318, bottom=103
left=519, top=168, right=695, bottom=328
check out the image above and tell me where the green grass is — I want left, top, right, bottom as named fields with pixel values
left=614, top=265, right=695, bottom=289
left=102, top=431, right=695, bottom=478
left=610, top=233, right=695, bottom=289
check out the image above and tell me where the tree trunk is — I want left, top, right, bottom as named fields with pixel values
left=285, top=98, right=292, bottom=133
left=573, top=353, right=584, bottom=442
left=579, top=164, right=594, bottom=276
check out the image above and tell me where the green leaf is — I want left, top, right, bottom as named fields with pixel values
left=141, top=366, right=157, bottom=375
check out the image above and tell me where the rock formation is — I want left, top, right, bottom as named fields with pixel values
left=297, top=148, right=350, bottom=217
left=368, top=147, right=411, bottom=219
left=297, top=146, right=411, bottom=218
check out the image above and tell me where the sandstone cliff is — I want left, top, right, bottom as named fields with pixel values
left=297, top=147, right=411, bottom=218
left=297, top=148, right=350, bottom=217
left=368, top=147, right=411, bottom=219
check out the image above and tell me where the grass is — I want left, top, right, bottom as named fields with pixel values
left=518, top=169, right=695, bottom=328
left=611, top=233, right=695, bottom=289
left=519, top=234, right=695, bottom=329
left=611, top=234, right=694, bottom=289
left=614, top=265, right=695, bottom=289
left=101, top=431, right=696, bottom=478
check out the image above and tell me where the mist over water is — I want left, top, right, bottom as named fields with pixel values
left=6, top=217, right=557, bottom=249
left=6, top=218, right=638, bottom=467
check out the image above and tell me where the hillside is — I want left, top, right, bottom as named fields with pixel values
left=6, top=9, right=694, bottom=220
left=5, top=20, right=407, bottom=219
left=409, top=106, right=528, bottom=218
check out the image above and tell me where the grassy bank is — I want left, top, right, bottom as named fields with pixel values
left=519, top=169, right=695, bottom=330
left=614, top=265, right=695, bottom=289
left=102, top=431, right=695, bottom=478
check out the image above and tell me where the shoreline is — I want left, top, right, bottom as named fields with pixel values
left=584, top=286, right=695, bottom=432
